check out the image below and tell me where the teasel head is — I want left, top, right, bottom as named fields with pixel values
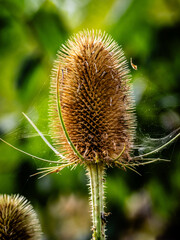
left=0, top=194, right=42, bottom=240
left=48, top=31, right=137, bottom=239
left=49, top=29, right=136, bottom=167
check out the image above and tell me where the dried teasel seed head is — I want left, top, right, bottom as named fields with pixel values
left=49, top=30, right=136, bottom=165
left=0, top=194, right=42, bottom=240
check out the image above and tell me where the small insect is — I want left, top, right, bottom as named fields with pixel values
left=130, top=57, right=138, bottom=70
left=101, top=212, right=111, bottom=224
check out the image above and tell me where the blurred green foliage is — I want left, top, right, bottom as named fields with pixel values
left=0, top=0, right=180, bottom=239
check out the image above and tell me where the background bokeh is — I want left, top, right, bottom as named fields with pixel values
left=0, top=0, right=180, bottom=239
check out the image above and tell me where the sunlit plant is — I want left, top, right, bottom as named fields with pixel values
left=1, top=30, right=180, bottom=240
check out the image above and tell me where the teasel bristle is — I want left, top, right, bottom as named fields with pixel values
left=49, top=29, right=136, bottom=166
left=0, top=194, right=42, bottom=240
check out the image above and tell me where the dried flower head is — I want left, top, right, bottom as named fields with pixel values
left=0, top=194, right=42, bottom=240
left=49, top=30, right=136, bottom=166
left=0, top=29, right=179, bottom=240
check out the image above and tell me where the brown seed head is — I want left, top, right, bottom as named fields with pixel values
left=0, top=194, right=42, bottom=240
left=49, top=30, right=136, bottom=165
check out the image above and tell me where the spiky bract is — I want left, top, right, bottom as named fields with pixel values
left=49, top=30, right=136, bottom=165
left=0, top=194, right=42, bottom=240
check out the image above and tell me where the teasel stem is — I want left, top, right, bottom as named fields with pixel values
left=87, top=162, right=106, bottom=240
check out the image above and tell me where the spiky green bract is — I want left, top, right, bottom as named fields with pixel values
left=49, top=29, right=136, bottom=166
left=0, top=194, right=42, bottom=240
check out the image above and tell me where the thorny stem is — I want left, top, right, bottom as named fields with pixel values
left=87, top=163, right=106, bottom=240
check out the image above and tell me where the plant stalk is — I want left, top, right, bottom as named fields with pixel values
left=87, top=163, right=106, bottom=240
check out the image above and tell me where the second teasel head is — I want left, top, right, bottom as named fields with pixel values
left=0, top=194, right=42, bottom=240
left=49, top=30, right=136, bottom=166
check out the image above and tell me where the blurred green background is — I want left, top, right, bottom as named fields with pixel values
left=0, top=0, right=180, bottom=239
